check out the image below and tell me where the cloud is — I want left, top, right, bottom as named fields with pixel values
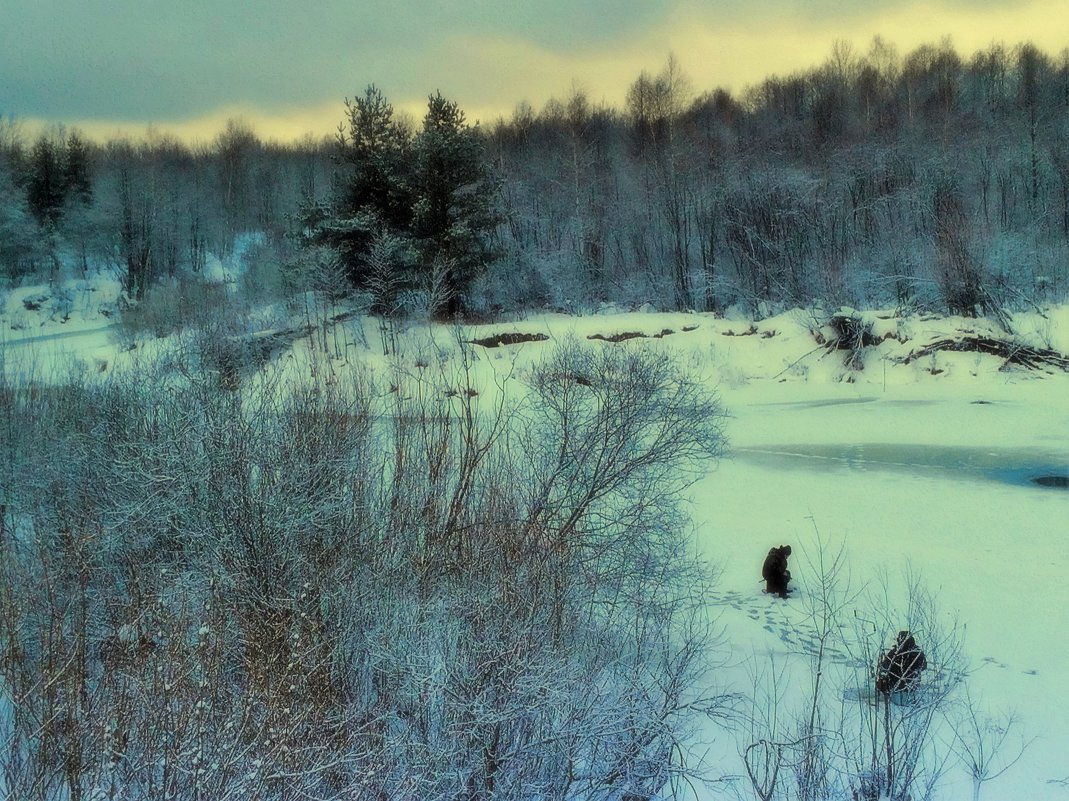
left=3, top=1, right=390, bottom=119
left=4, top=0, right=1067, bottom=141
left=1, top=0, right=674, bottom=121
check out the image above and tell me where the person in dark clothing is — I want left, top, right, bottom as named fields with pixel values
left=762, top=545, right=792, bottom=598
left=875, top=630, right=928, bottom=695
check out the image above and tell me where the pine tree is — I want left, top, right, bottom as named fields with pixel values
left=301, top=85, right=413, bottom=289
left=338, top=84, right=411, bottom=232
left=0, top=162, right=41, bottom=279
left=305, top=85, right=499, bottom=315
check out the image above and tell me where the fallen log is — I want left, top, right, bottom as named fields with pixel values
left=896, top=335, right=1069, bottom=372
left=587, top=328, right=680, bottom=343
left=469, top=331, right=549, bottom=348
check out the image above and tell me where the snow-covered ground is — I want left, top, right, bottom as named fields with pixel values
left=0, top=274, right=122, bottom=378
left=694, top=380, right=1068, bottom=799
left=3, top=292, right=1068, bottom=799
left=439, top=308, right=1069, bottom=800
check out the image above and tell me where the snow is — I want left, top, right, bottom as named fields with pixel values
left=2, top=274, right=122, bottom=338
left=0, top=274, right=123, bottom=379
left=695, top=386, right=1067, bottom=799
left=353, top=306, right=1069, bottom=800
left=2, top=298, right=1067, bottom=798
left=203, top=231, right=265, bottom=286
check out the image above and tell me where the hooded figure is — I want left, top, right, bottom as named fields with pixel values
left=762, top=545, right=792, bottom=598
left=876, top=630, right=928, bottom=695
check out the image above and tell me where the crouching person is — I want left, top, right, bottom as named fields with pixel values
left=762, top=545, right=792, bottom=599
left=875, top=630, right=928, bottom=701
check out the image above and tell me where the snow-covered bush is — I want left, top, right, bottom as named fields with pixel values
left=115, top=274, right=229, bottom=342
left=0, top=338, right=728, bottom=800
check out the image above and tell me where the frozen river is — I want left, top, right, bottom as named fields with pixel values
left=689, top=384, right=1069, bottom=800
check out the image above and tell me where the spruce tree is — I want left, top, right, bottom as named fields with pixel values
left=63, top=131, right=93, bottom=205
left=26, top=135, right=65, bottom=225
left=411, top=92, right=499, bottom=316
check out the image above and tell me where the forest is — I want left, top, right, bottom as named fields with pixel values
left=2, top=38, right=1068, bottom=324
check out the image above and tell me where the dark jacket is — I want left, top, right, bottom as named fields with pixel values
left=762, top=545, right=792, bottom=597
left=876, top=631, right=927, bottom=694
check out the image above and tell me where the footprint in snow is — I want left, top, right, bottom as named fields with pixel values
left=982, top=656, right=1009, bottom=669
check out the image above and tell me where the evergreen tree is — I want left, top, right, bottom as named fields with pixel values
left=63, top=130, right=93, bottom=204
left=305, top=86, right=498, bottom=315
left=338, top=84, right=411, bottom=231
left=0, top=162, right=41, bottom=279
left=26, top=135, right=65, bottom=225
left=411, top=92, right=499, bottom=316
left=302, top=85, right=413, bottom=289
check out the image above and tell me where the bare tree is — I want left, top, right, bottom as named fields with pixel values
left=948, top=687, right=1033, bottom=801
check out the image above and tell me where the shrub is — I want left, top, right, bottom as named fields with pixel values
left=0, top=339, right=729, bottom=801
left=115, top=273, right=228, bottom=342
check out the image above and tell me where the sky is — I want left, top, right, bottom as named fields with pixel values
left=4, top=0, right=1069, bottom=144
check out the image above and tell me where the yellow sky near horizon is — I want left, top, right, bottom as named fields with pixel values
left=14, top=0, right=1069, bottom=146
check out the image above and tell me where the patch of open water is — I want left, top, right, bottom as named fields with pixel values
left=732, top=443, right=1069, bottom=490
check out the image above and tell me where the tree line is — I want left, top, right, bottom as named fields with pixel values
left=2, top=37, right=1069, bottom=318
left=490, top=39, right=1069, bottom=316
left=0, top=116, right=332, bottom=296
